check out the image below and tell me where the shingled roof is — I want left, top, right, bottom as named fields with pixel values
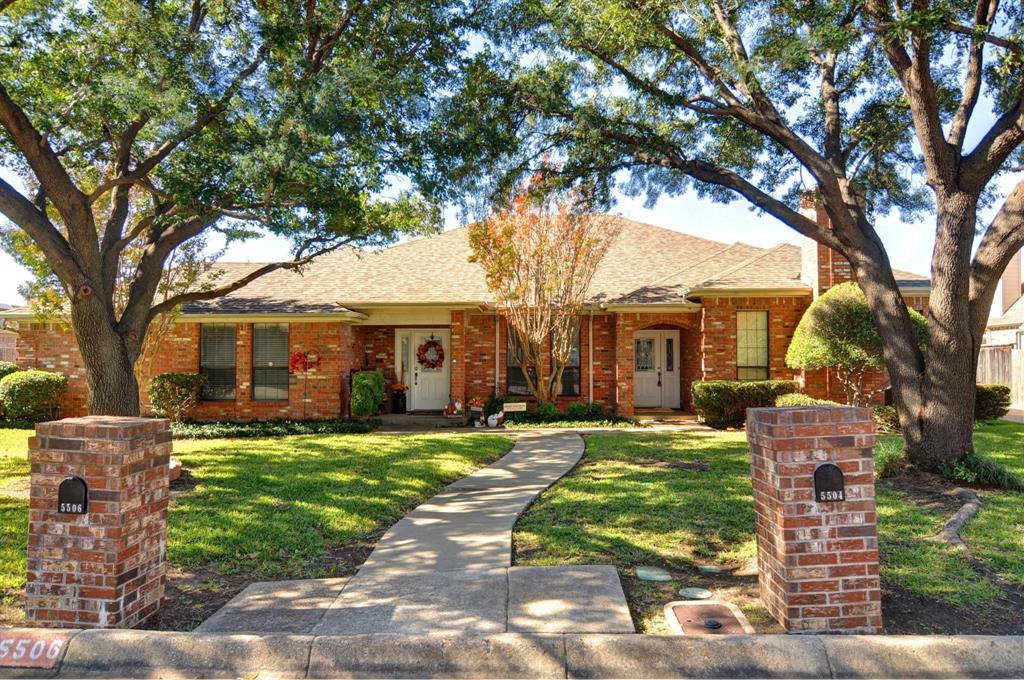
left=0, top=216, right=930, bottom=318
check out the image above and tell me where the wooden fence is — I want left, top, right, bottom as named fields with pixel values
left=977, top=345, right=1024, bottom=407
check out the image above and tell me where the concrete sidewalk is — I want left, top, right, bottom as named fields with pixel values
left=197, top=431, right=636, bottom=637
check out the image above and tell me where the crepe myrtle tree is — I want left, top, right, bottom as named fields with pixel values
left=468, top=175, right=618, bottom=403
left=0, top=0, right=468, bottom=416
left=441, top=0, right=1024, bottom=470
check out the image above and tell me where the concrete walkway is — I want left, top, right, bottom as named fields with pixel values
left=198, top=431, right=636, bottom=636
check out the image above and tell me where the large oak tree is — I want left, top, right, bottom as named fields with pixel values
left=443, top=0, right=1024, bottom=469
left=0, top=0, right=467, bottom=415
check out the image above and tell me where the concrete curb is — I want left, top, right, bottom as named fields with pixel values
left=1, top=631, right=1022, bottom=679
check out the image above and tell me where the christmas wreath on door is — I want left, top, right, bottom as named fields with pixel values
left=417, top=337, right=445, bottom=369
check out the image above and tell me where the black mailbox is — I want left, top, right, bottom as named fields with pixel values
left=57, top=477, right=88, bottom=514
left=813, top=463, right=845, bottom=503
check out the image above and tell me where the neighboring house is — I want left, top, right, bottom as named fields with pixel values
left=0, top=303, right=16, bottom=363
left=981, top=251, right=1024, bottom=420
left=0, top=197, right=930, bottom=420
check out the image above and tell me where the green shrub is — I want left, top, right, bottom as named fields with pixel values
left=939, top=454, right=1024, bottom=491
left=566, top=401, right=606, bottom=419
left=975, top=384, right=1011, bottom=422
left=148, top=372, right=206, bottom=423
left=874, top=438, right=906, bottom=478
left=871, top=405, right=901, bottom=434
left=0, top=369, right=67, bottom=422
left=0, top=362, right=20, bottom=382
left=171, top=418, right=378, bottom=440
left=535, top=401, right=559, bottom=420
left=691, top=380, right=798, bottom=428
left=774, top=393, right=840, bottom=407
left=351, top=370, right=386, bottom=417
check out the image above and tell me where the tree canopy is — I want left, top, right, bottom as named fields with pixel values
left=442, top=0, right=1024, bottom=469
left=786, top=282, right=928, bottom=405
left=0, top=0, right=471, bottom=414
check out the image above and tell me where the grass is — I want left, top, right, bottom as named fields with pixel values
left=0, top=428, right=512, bottom=626
left=513, top=421, right=1024, bottom=632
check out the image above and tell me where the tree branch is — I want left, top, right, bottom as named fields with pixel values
left=948, top=0, right=999, bottom=150
left=0, top=174, right=83, bottom=284
left=961, top=96, right=1024, bottom=190
left=969, top=180, right=1024, bottom=337
left=145, top=237, right=354, bottom=322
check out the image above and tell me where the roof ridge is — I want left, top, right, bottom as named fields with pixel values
left=698, top=243, right=789, bottom=286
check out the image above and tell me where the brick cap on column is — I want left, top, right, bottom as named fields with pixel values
left=35, top=415, right=171, bottom=439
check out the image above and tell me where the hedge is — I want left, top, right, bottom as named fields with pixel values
left=351, top=370, right=387, bottom=417
left=0, top=369, right=67, bottom=422
left=0, top=361, right=20, bottom=382
left=171, top=418, right=379, bottom=440
left=691, top=380, right=797, bottom=428
left=774, top=393, right=840, bottom=407
left=975, top=384, right=1011, bottom=422
left=148, top=372, right=206, bottom=423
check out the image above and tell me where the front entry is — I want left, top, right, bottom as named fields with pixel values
left=396, top=329, right=451, bottom=411
left=634, top=330, right=681, bottom=409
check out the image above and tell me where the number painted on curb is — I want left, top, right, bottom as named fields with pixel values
left=0, top=631, right=72, bottom=669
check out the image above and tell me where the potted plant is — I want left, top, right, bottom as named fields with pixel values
left=391, top=383, right=408, bottom=414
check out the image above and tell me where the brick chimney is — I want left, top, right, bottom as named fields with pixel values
left=799, top=192, right=853, bottom=298
left=1000, top=250, right=1022, bottom=314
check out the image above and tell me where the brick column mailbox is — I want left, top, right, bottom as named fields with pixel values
left=26, top=416, right=171, bottom=628
left=746, top=406, right=882, bottom=634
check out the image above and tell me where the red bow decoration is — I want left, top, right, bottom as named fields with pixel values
left=289, top=351, right=321, bottom=373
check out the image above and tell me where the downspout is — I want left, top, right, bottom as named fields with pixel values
left=494, top=310, right=500, bottom=397
left=588, top=310, right=595, bottom=404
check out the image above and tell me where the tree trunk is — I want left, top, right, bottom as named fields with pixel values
left=69, top=296, right=141, bottom=416
left=905, top=192, right=979, bottom=470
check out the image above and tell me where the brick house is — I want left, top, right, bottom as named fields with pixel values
left=1, top=202, right=930, bottom=420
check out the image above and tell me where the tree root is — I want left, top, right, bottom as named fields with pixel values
left=925, top=488, right=981, bottom=553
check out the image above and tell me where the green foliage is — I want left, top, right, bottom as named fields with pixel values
left=872, top=406, right=902, bottom=434
left=567, top=401, right=607, bottom=419
left=171, top=419, right=378, bottom=440
left=975, top=384, right=1011, bottom=422
left=786, top=283, right=927, bottom=404
left=148, top=372, right=206, bottom=423
left=0, top=370, right=67, bottom=423
left=774, top=393, right=840, bottom=406
left=691, top=380, right=798, bottom=428
left=939, top=455, right=1024, bottom=491
left=0, top=363, right=20, bottom=382
left=350, top=371, right=386, bottom=417
left=484, top=395, right=506, bottom=417
left=874, top=437, right=907, bottom=478
left=535, top=401, right=559, bottom=420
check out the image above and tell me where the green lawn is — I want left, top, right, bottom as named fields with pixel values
left=513, top=422, right=1024, bottom=633
left=0, top=428, right=512, bottom=627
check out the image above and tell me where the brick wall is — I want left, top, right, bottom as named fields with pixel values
left=700, top=296, right=809, bottom=383
left=147, top=321, right=348, bottom=421
left=12, top=323, right=88, bottom=418
left=26, top=416, right=171, bottom=628
left=747, top=407, right=882, bottom=633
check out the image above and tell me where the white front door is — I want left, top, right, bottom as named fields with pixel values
left=633, top=330, right=681, bottom=409
left=403, top=329, right=451, bottom=411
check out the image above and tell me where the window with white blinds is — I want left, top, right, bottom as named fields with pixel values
left=253, top=324, right=289, bottom=401
left=737, top=311, right=769, bottom=380
left=200, top=324, right=236, bottom=401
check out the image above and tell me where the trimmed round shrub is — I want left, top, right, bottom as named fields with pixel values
left=351, top=370, right=386, bottom=417
left=975, top=384, right=1011, bottom=422
left=775, top=393, right=840, bottom=407
left=691, top=380, right=797, bottom=428
left=871, top=405, right=901, bottom=434
left=0, top=369, right=67, bottom=422
left=149, top=372, right=206, bottom=422
left=0, top=361, right=21, bottom=382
